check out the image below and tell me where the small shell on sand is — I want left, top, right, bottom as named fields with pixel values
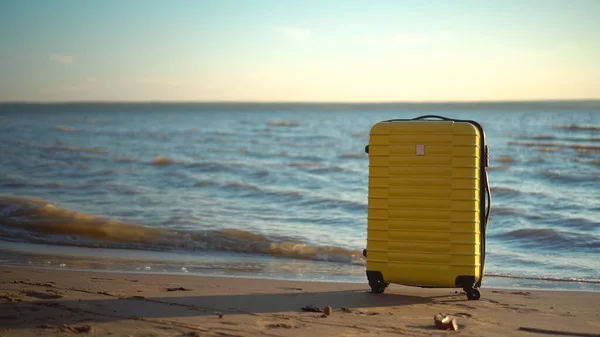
left=434, top=313, right=459, bottom=331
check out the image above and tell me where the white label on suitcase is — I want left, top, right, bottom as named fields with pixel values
left=416, top=144, right=425, bottom=156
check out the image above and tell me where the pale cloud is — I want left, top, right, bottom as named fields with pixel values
left=276, top=26, right=311, bottom=40
left=393, top=33, right=431, bottom=44
left=50, top=54, right=76, bottom=64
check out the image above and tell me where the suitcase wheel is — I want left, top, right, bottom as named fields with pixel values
left=463, top=287, right=481, bottom=300
left=366, top=271, right=388, bottom=294
left=369, top=281, right=388, bottom=294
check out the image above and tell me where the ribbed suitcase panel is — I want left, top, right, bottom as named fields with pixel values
left=366, top=120, right=482, bottom=288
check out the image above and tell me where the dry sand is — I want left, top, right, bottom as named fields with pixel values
left=0, top=265, right=599, bottom=337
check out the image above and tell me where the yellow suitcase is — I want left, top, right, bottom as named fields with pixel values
left=363, top=115, right=491, bottom=300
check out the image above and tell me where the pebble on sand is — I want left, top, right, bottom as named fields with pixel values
left=434, top=313, right=459, bottom=331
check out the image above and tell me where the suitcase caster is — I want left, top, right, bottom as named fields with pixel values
left=463, top=287, right=481, bottom=300
left=367, top=271, right=388, bottom=294
left=369, top=281, right=388, bottom=294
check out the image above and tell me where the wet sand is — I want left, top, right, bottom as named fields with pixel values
left=0, top=265, right=599, bottom=337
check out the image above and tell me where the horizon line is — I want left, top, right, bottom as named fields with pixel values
left=1, top=98, right=600, bottom=105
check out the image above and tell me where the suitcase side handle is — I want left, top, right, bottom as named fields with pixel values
left=412, top=115, right=452, bottom=121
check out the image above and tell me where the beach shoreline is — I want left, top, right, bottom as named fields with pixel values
left=2, top=242, right=600, bottom=294
left=1, top=265, right=599, bottom=337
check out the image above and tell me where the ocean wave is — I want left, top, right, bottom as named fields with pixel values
left=192, top=180, right=217, bottom=188
left=507, top=134, right=600, bottom=143
left=224, top=182, right=261, bottom=191
left=117, top=156, right=137, bottom=163
left=297, top=195, right=366, bottom=213
left=506, top=134, right=556, bottom=140
left=0, top=175, right=64, bottom=189
left=191, top=179, right=365, bottom=212
left=542, top=214, right=600, bottom=231
left=186, top=160, right=242, bottom=173
left=93, top=130, right=170, bottom=140
left=203, top=137, right=228, bottom=143
left=498, top=156, right=515, bottom=163
left=490, top=207, right=523, bottom=216
left=508, top=140, right=600, bottom=152
left=536, top=147, right=564, bottom=153
left=51, top=146, right=108, bottom=154
left=573, top=158, right=600, bottom=167
left=489, top=186, right=522, bottom=198
left=582, top=137, right=600, bottom=143
left=489, top=186, right=548, bottom=199
left=339, top=153, right=367, bottom=159
left=268, top=121, right=300, bottom=127
left=287, top=162, right=324, bottom=167
left=279, top=141, right=315, bottom=148
left=575, top=148, right=600, bottom=154
left=492, top=227, right=600, bottom=250
left=151, top=156, right=176, bottom=166
left=211, top=130, right=235, bottom=135
left=149, top=157, right=246, bottom=173
left=487, top=165, right=509, bottom=171
left=308, top=166, right=346, bottom=173
left=105, top=183, right=148, bottom=195
left=2, top=138, right=108, bottom=156
left=0, top=196, right=365, bottom=264
left=539, top=170, right=597, bottom=183
left=252, top=170, right=270, bottom=178
left=554, top=124, right=600, bottom=132
left=485, top=273, right=600, bottom=284
left=54, top=125, right=76, bottom=132
left=0, top=196, right=166, bottom=241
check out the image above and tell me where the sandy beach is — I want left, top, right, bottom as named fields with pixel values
left=0, top=266, right=599, bottom=337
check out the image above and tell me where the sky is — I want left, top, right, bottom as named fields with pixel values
left=0, top=0, right=599, bottom=102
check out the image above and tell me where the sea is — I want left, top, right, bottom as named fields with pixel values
left=1, top=101, right=599, bottom=292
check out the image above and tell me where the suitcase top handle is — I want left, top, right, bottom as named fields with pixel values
left=412, top=115, right=452, bottom=121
